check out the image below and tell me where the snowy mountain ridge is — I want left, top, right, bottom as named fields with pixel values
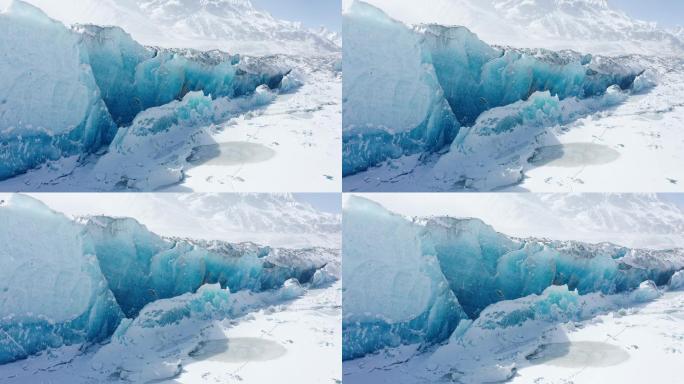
left=1, top=0, right=341, bottom=56
left=25, top=193, right=341, bottom=249
left=358, top=193, right=684, bottom=250
left=352, top=0, right=684, bottom=56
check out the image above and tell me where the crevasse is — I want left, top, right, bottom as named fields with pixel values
left=342, top=196, right=684, bottom=360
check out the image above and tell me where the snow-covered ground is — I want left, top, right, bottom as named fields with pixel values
left=0, top=0, right=341, bottom=192
left=170, top=282, right=341, bottom=384
left=514, top=57, right=684, bottom=192
left=0, top=282, right=341, bottom=384
left=164, top=56, right=342, bottom=193
left=342, top=0, right=684, bottom=192
left=344, top=288, right=684, bottom=384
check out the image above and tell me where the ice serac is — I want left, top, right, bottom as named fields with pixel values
left=342, top=196, right=466, bottom=360
left=91, top=87, right=276, bottom=190
left=343, top=197, right=684, bottom=359
left=424, top=218, right=683, bottom=318
left=0, top=195, right=122, bottom=364
left=0, top=1, right=116, bottom=180
left=342, top=1, right=645, bottom=177
left=83, top=215, right=332, bottom=317
left=342, top=2, right=459, bottom=176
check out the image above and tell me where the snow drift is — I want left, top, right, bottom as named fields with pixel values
left=342, top=196, right=684, bottom=360
left=0, top=195, right=339, bottom=365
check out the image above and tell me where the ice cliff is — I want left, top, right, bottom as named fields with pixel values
left=0, top=1, right=291, bottom=182
left=0, top=195, right=338, bottom=364
left=342, top=196, right=684, bottom=360
left=0, top=195, right=122, bottom=364
left=342, top=1, right=650, bottom=183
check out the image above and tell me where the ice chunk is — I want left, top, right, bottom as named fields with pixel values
left=92, top=283, right=305, bottom=382
left=90, top=88, right=276, bottom=191
left=342, top=196, right=466, bottom=360
left=0, top=1, right=116, bottom=180
left=420, top=217, right=521, bottom=317
left=311, top=258, right=341, bottom=288
left=432, top=87, right=629, bottom=190
left=629, top=280, right=661, bottom=302
left=0, top=195, right=122, bottom=364
left=342, top=1, right=459, bottom=176
left=670, top=270, right=684, bottom=290
left=429, top=284, right=662, bottom=382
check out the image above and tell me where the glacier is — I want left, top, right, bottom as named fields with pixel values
left=0, top=195, right=338, bottom=366
left=0, top=1, right=292, bottom=184
left=342, top=1, right=650, bottom=187
left=342, top=196, right=684, bottom=360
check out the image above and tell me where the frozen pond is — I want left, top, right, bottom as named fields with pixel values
left=526, top=341, right=630, bottom=368
left=529, top=143, right=620, bottom=168
left=189, top=338, right=287, bottom=363
left=187, top=142, right=276, bottom=166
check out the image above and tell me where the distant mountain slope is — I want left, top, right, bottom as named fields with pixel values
left=350, top=0, right=684, bottom=56
left=23, top=193, right=341, bottom=248
left=2, top=0, right=340, bottom=56
left=357, top=193, right=684, bottom=249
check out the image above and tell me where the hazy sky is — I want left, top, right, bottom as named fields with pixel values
left=294, top=193, right=341, bottom=214
left=252, top=0, right=341, bottom=31
left=611, top=0, right=684, bottom=27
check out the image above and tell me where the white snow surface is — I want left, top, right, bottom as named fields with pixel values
left=344, top=287, right=684, bottom=384
left=0, top=0, right=341, bottom=57
left=348, top=193, right=684, bottom=250
left=345, top=0, right=684, bottom=56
